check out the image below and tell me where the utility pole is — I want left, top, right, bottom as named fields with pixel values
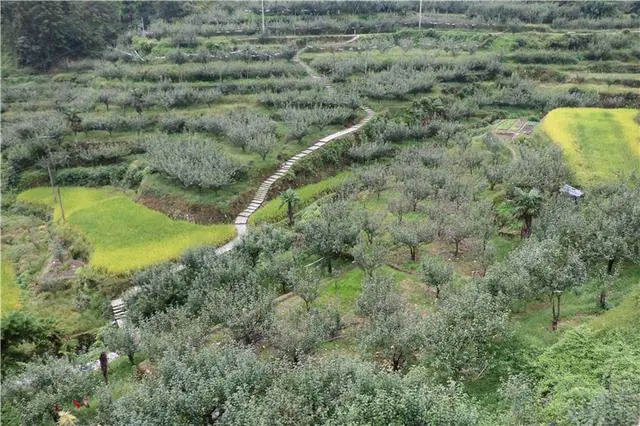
left=261, top=0, right=266, bottom=34
left=418, top=0, right=423, bottom=30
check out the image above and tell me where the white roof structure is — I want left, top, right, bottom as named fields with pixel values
left=560, top=184, right=584, bottom=198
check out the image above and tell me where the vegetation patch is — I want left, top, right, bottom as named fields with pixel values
left=249, top=171, right=351, bottom=225
left=542, top=107, right=640, bottom=184
left=1, top=261, right=21, bottom=314
left=17, top=187, right=236, bottom=274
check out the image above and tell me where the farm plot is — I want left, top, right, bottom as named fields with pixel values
left=17, top=187, right=236, bottom=274
left=542, top=107, right=640, bottom=185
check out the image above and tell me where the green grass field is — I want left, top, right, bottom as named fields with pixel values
left=17, top=187, right=236, bottom=274
left=249, top=172, right=352, bottom=225
left=542, top=107, right=640, bottom=185
left=1, top=261, right=21, bottom=315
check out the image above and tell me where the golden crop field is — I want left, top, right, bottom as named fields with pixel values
left=542, top=108, right=640, bottom=185
left=17, top=187, right=236, bottom=274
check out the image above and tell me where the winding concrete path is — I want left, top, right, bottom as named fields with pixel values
left=215, top=34, right=373, bottom=254
left=112, top=35, right=374, bottom=324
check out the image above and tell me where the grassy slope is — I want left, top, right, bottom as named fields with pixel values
left=249, top=171, right=352, bottom=225
left=542, top=107, right=640, bottom=185
left=17, top=187, right=236, bottom=274
left=1, top=261, right=21, bottom=315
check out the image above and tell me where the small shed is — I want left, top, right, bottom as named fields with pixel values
left=560, top=184, right=584, bottom=199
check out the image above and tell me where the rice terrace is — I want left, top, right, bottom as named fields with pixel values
left=542, top=107, right=640, bottom=184
left=1, top=2, right=640, bottom=425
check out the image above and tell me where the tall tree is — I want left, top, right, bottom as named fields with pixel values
left=421, top=255, right=453, bottom=299
left=2, top=2, right=119, bottom=70
left=510, top=187, right=544, bottom=238
left=300, top=200, right=359, bottom=273
left=280, top=189, right=300, bottom=227
left=392, top=220, right=434, bottom=261
left=502, top=238, right=587, bottom=330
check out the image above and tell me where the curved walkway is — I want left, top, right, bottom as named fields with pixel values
left=112, top=35, right=374, bottom=324
left=215, top=34, right=372, bottom=254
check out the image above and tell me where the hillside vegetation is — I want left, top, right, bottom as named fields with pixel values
left=2, top=2, right=640, bottom=425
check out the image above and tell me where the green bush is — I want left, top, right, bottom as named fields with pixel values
left=55, top=164, right=128, bottom=187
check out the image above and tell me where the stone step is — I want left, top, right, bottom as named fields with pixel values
left=235, top=216, right=248, bottom=225
left=238, top=212, right=251, bottom=218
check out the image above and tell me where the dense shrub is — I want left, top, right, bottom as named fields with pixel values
left=55, top=164, right=128, bottom=187
left=145, top=135, right=241, bottom=189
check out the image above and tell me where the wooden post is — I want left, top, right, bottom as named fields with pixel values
left=56, top=187, right=66, bottom=223
left=261, top=0, right=265, bottom=33
left=418, top=0, right=423, bottom=30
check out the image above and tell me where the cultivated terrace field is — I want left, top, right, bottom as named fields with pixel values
left=1, top=2, right=640, bottom=425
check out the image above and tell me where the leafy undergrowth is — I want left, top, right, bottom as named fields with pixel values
left=17, top=187, right=236, bottom=274
left=466, top=265, right=640, bottom=414
left=1, top=261, right=21, bottom=315
left=541, top=107, right=640, bottom=185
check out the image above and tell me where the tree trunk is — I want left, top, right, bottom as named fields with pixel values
left=410, top=246, right=416, bottom=261
left=435, top=285, right=440, bottom=299
left=99, top=352, right=109, bottom=384
left=326, top=257, right=332, bottom=274
left=454, top=240, right=460, bottom=257
left=551, top=293, right=561, bottom=331
left=287, top=202, right=294, bottom=226
left=606, top=257, right=616, bottom=275
left=128, top=352, right=135, bottom=365
left=599, top=290, right=607, bottom=309
left=392, top=357, right=400, bottom=372
left=521, top=216, right=532, bottom=239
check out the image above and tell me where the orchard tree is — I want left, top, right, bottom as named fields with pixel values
left=235, top=224, right=294, bottom=267
left=300, top=200, right=359, bottom=274
left=355, top=166, right=388, bottom=200
left=1, top=357, right=98, bottom=425
left=421, top=255, right=453, bottom=299
left=351, top=232, right=389, bottom=277
left=279, top=189, right=300, bottom=226
left=392, top=220, right=434, bottom=261
left=209, top=283, right=275, bottom=344
left=103, top=324, right=138, bottom=365
left=507, top=144, right=571, bottom=194
left=249, top=132, right=277, bottom=160
left=221, top=108, right=276, bottom=152
left=425, top=282, right=509, bottom=378
left=445, top=207, right=475, bottom=258
left=358, top=273, right=424, bottom=371
left=357, top=210, right=387, bottom=244
left=287, top=267, right=320, bottom=311
left=580, top=184, right=640, bottom=307
left=268, top=308, right=336, bottom=363
left=280, top=107, right=313, bottom=143
left=472, top=200, right=497, bottom=252
left=388, top=195, right=413, bottom=224
left=145, top=135, right=240, bottom=190
left=484, top=164, right=505, bottom=190
left=582, top=185, right=640, bottom=276
left=503, top=238, right=587, bottom=331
